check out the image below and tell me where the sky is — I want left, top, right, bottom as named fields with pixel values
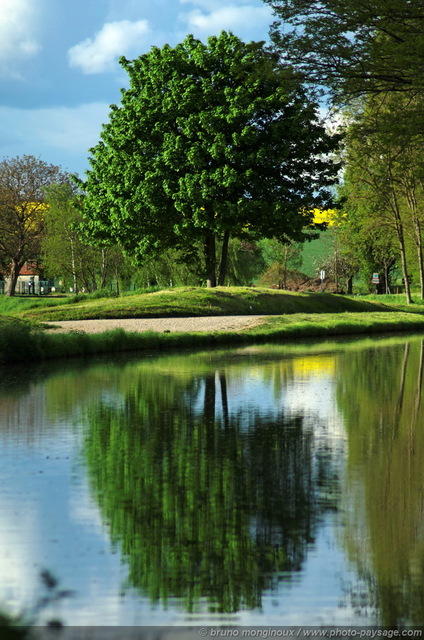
left=0, top=0, right=274, bottom=178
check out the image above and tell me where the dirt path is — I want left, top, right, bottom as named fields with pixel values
left=45, top=315, right=270, bottom=334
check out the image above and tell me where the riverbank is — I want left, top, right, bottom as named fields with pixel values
left=3, top=309, right=424, bottom=365
left=2, top=287, right=424, bottom=364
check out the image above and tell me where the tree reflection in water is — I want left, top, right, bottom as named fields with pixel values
left=84, top=361, right=333, bottom=613
left=338, top=338, right=424, bottom=626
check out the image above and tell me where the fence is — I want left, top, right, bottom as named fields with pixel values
left=0, top=280, right=51, bottom=295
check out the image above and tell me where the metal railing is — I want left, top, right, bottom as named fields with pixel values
left=0, top=280, right=51, bottom=295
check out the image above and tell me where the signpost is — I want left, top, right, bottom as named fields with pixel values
left=320, top=270, right=325, bottom=292
left=372, top=273, right=380, bottom=293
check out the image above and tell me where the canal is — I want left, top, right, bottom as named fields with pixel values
left=1, top=334, right=423, bottom=627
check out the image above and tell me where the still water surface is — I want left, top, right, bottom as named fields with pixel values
left=1, top=335, right=424, bottom=627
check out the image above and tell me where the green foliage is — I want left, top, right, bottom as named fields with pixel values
left=80, top=31, right=340, bottom=286
left=258, top=237, right=303, bottom=288
left=0, top=155, right=68, bottom=296
left=337, top=338, right=424, bottom=625
left=0, top=317, right=42, bottom=364
left=130, top=247, right=204, bottom=288
left=222, top=237, right=267, bottom=285
left=266, top=0, right=424, bottom=103
left=260, top=237, right=302, bottom=269
left=130, top=238, right=267, bottom=287
left=82, top=358, right=328, bottom=611
left=266, top=2, right=424, bottom=298
left=0, top=570, right=71, bottom=634
left=335, top=93, right=424, bottom=300
left=43, top=183, right=129, bottom=293
left=338, top=166, right=400, bottom=293
left=0, top=610, right=27, bottom=639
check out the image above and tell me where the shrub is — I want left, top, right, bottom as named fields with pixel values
left=0, top=319, right=42, bottom=364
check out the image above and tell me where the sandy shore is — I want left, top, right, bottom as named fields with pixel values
left=45, top=315, right=270, bottom=334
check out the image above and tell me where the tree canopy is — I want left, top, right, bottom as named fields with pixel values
left=0, top=155, right=67, bottom=296
left=264, top=0, right=424, bottom=297
left=80, top=31, right=340, bottom=287
left=43, top=183, right=128, bottom=294
left=265, top=0, right=424, bottom=104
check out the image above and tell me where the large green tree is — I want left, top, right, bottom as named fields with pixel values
left=80, top=32, right=340, bottom=287
left=267, top=1, right=424, bottom=295
left=337, top=92, right=424, bottom=301
left=341, top=119, right=413, bottom=302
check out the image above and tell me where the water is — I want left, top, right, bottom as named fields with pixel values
left=1, top=335, right=424, bottom=628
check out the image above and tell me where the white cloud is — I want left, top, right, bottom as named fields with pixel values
left=0, top=0, right=41, bottom=76
left=181, top=3, right=273, bottom=39
left=68, top=20, right=151, bottom=74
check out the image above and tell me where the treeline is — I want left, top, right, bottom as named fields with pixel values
left=42, top=183, right=271, bottom=292
left=42, top=186, right=307, bottom=293
left=337, top=96, right=424, bottom=301
left=0, top=158, right=306, bottom=295
left=264, top=0, right=424, bottom=301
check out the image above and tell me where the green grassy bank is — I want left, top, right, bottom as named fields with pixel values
left=2, top=287, right=424, bottom=365
left=0, top=286, right=395, bottom=321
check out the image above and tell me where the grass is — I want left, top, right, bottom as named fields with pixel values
left=353, top=292, right=424, bottom=314
left=2, top=287, right=424, bottom=365
left=2, top=310, right=424, bottom=365
left=0, top=286, right=395, bottom=321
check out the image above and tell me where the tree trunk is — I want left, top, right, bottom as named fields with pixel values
left=412, top=218, right=424, bottom=299
left=204, top=232, right=216, bottom=288
left=394, top=342, right=410, bottom=424
left=388, top=184, right=412, bottom=303
left=219, top=371, right=229, bottom=429
left=282, top=246, right=289, bottom=289
left=217, top=231, right=230, bottom=286
left=413, top=340, right=424, bottom=421
left=115, top=264, right=120, bottom=296
left=417, top=239, right=424, bottom=300
left=204, top=374, right=216, bottom=425
left=334, top=249, right=339, bottom=293
left=405, top=196, right=424, bottom=299
left=399, top=233, right=412, bottom=304
left=100, top=247, right=108, bottom=289
left=346, top=275, right=353, bottom=295
left=402, top=174, right=424, bottom=298
left=389, top=171, right=412, bottom=304
left=6, top=259, right=24, bottom=296
left=70, top=240, right=78, bottom=294
left=384, top=263, right=391, bottom=294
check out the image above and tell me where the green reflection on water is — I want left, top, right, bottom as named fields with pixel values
left=4, top=334, right=424, bottom=623
left=83, top=348, right=334, bottom=614
left=337, top=337, right=424, bottom=626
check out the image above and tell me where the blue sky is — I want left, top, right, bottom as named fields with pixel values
left=0, top=0, right=274, bottom=177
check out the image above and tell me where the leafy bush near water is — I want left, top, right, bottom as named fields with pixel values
left=0, top=318, right=43, bottom=364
